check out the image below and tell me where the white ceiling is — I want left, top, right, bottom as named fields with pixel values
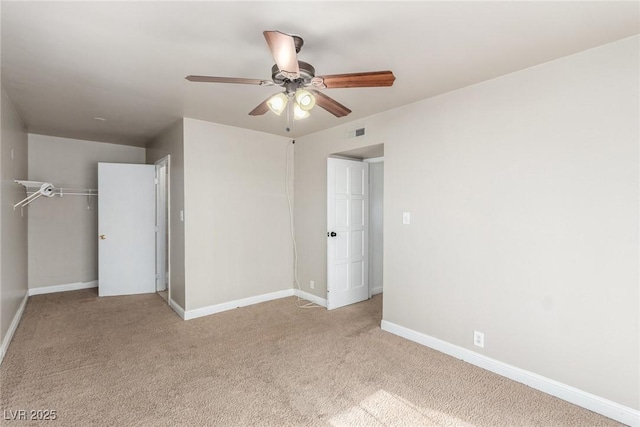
left=2, top=2, right=638, bottom=147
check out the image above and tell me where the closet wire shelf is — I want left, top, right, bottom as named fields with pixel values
left=13, top=180, right=98, bottom=209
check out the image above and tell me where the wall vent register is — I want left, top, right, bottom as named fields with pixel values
left=346, top=127, right=366, bottom=139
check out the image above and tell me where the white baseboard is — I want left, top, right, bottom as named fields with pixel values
left=29, top=280, right=98, bottom=296
left=0, top=292, right=29, bottom=366
left=371, top=287, right=383, bottom=295
left=381, top=320, right=639, bottom=427
left=294, top=289, right=327, bottom=307
left=184, top=289, right=295, bottom=320
left=169, top=298, right=185, bottom=319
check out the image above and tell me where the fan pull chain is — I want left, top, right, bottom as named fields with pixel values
left=286, top=94, right=293, bottom=133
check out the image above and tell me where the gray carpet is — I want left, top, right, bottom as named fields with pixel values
left=0, top=290, right=622, bottom=426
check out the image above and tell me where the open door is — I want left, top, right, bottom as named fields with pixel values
left=98, top=163, right=156, bottom=296
left=327, top=158, right=369, bottom=310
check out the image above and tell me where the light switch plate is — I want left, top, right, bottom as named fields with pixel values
left=403, top=212, right=411, bottom=224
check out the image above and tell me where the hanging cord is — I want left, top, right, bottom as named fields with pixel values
left=285, top=140, right=322, bottom=309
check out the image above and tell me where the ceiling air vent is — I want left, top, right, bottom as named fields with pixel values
left=346, top=127, right=366, bottom=139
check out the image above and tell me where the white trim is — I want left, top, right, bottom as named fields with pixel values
left=28, top=280, right=97, bottom=296
left=381, top=320, right=640, bottom=427
left=371, top=287, right=383, bottom=295
left=364, top=156, right=384, bottom=163
left=294, top=289, right=327, bottom=307
left=0, top=293, right=29, bottom=366
left=169, top=298, right=185, bottom=319
left=184, top=289, right=295, bottom=320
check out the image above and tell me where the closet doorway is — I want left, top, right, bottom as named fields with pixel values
left=326, top=144, right=384, bottom=310
left=97, top=158, right=170, bottom=300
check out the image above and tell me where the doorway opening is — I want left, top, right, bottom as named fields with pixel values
left=155, top=156, right=170, bottom=304
left=326, top=144, right=383, bottom=310
left=366, top=156, right=384, bottom=297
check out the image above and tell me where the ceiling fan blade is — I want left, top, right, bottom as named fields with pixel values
left=186, top=76, right=273, bottom=86
left=312, top=71, right=395, bottom=89
left=309, top=90, right=351, bottom=117
left=248, top=97, right=271, bottom=116
left=263, top=31, right=300, bottom=80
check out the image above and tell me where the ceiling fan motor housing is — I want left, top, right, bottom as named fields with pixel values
left=272, top=61, right=316, bottom=87
left=291, top=34, right=304, bottom=53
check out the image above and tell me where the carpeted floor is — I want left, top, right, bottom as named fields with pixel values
left=0, top=290, right=622, bottom=426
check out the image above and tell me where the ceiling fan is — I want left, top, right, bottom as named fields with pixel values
left=186, top=31, right=395, bottom=125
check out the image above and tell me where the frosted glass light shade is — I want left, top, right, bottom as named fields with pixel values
left=293, top=103, right=310, bottom=120
left=295, top=89, right=316, bottom=111
left=267, top=93, right=288, bottom=115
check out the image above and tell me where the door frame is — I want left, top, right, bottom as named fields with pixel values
left=364, top=156, right=384, bottom=299
left=155, top=155, right=171, bottom=304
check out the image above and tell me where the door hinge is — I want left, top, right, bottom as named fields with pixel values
left=155, top=226, right=160, bottom=232
left=154, top=178, right=159, bottom=185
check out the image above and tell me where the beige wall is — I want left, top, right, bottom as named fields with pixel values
left=27, top=134, right=145, bottom=289
left=0, top=88, right=28, bottom=350
left=146, top=119, right=186, bottom=309
left=295, top=36, right=639, bottom=410
left=183, top=118, right=292, bottom=311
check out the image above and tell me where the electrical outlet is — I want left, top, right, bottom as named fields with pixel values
left=474, top=331, right=484, bottom=348
left=310, top=280, right=315, bottom=289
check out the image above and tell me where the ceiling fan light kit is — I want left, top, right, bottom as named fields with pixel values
left=186, top=30, right=395, bottom=129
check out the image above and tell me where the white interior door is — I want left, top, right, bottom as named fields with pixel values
left=327, top=158, right=369, bottom=310
left=99, top=163, right=156, bottom=296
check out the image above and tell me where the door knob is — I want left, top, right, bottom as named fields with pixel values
left=327, top=231, right=337, bottom=237
left=99, top=234, right=106, bottom=240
